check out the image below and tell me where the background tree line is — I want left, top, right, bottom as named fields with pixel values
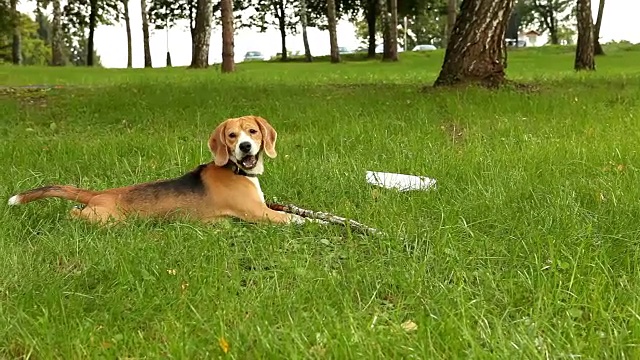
left=1, top=0, right=607, bottom=87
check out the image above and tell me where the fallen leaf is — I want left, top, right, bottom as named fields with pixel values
left=166, top=269, right=177, bottom=275
left=309, top=344, right=326, bottom=357
left=616, top=164, right=626, bottom=172
left=181, top=281, right=189, bottom=292
left=401, top=320, right=418, bottom=332
left=568, top=308, right=583, bottom=319
left=371, top=188, right=380, bottom=200
left=101, top=341, right=112, bottom=349
left=219, top=337, right=230, bottom=354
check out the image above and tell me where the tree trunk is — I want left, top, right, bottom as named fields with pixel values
left=549, top=27, right=558, bottom=44
left=380, top=0, right=391, bottom=60
left=87, top=0, right=98, bottom=66
left=365, top=0, right=377, bottom=58
left=189, top=0, right=197, bottom=60
left=299, top=0, right=312, bottom=62
left=275, top=2, right=288, bottom=61
left=123, top=0, right=133, bottom=67
left=593, top=0, right=605, bottom=55
left=327, top=0, right=340, bottom=63
left=548, top=0, right=558, bottom=45
left=278, top=24, right=287, bottom=61
left=165, top=27, right=172, bottom=67
left=433, top=0, right=515, bottom=87
left=387, top=0, right=398, bottom=61
left=221, top=0, right=235, bottom=72
left=190, top=0, right=213, bottom=68
left=141, top=0, right=153, bottom=67
left=10, top=0, right=21, bottom=65
left=446, top=0, right=457, bottom=47
left=574, top=0, right=595, bottom=71
left=51, top=0, right=64, bottom=66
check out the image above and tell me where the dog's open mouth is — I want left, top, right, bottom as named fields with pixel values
left=240, top=155, right=258, bottom=169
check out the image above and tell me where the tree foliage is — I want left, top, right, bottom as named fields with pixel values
left=517, top=0, right=574, bottom=44
left=0, top=1, right=12, bottom=35
left=0, top=13, right=50, bottom=65
left=62, top=0, right=120, bottom=34
left=148, top=0, right=197, bottom=31
left=353, top=0, right=446, bottom=49
left=147, top=0, right=249, bottom=33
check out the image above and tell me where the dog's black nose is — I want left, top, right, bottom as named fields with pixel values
left=239, top=142, right=252, bottom=153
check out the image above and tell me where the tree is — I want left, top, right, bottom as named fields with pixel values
left=386, top=0, right=398, bottom=61
left=190, top=0, right=212, bottom=68
left=149, top=0, right=248, bottom=64
left=327, top=0, right=340, bottom=62
left=63, top=0, right=119, bottom=66
left=221, top=0, right=234, bottom=72
left=379, top=0, right=390, bottom=58
left=593, top=0, right=604, bottom=55
left=86, top=0, right=99, bottom=66
left=1, top=12, right=51, bottom=65
left=299, top=0, right=312, bottom=61
left=122, top=0, right=132, bottom=67
left=574, top=0, right=594, bottom=70
left=66, top=36, right=103, bottom=65
left=147, top=0, right=184, bottom=66
left=247, top=0, right=298, bottom=61
left=364, top=0, right=377, bottom=57
left=353, top=1, right=446, bottom=51
left=51, top=0, right=64, bottom=65
left=140, top=0, right=152, bottom=67
left=520, top=0, right=573, bottom=45
left=445, top=0, right=456, bottom=46
left=149, top=0, right=196, bottom=59
left=10, top=0, right=22, bottom=64
left=434, top=0, right=515, bottom=87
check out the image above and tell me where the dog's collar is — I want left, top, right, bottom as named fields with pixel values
left=224, top=162, right=258, bottom=177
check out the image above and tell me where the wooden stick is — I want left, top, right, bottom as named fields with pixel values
left=266, top=202, right=384, bottom=236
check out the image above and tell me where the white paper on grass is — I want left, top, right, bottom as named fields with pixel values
left=365, top=171, right=437, bottom=192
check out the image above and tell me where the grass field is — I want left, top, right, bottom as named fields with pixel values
left=1, top=44, right=640, bottom=359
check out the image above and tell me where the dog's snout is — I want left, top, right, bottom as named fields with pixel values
left=239, top=141, right=252, bottom=153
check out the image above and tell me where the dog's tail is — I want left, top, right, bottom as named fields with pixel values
left=7, top=185, right=100, bottom=206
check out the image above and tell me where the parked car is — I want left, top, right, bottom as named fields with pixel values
left=412, top=44, right=437, bottom=52
left=338, top=47, right=353, bottom=54
left=244, top=51, right=267, bottom=61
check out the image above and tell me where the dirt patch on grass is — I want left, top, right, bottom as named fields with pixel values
left=54, top=256, right=85, bottom=276
left=0, top=85, right=65, bottom=109
left=440, top=121, right=467, bottom=144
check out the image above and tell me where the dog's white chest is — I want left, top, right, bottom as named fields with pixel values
left=247, top=177, right=265, bottom=203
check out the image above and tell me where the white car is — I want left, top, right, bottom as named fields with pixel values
left=412, top=44, right=437, bottom=51
left=244, top=51, right=267, bottom=62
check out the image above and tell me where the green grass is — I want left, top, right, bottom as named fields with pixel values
left=1, top=45, right=640, bottom=358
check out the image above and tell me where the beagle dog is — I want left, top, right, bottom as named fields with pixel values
left=7, top=115, right=311, bottom=225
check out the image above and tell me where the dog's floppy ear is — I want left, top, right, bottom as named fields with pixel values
left=255, top=116, right=277, bottom=158
left=209, top=121, right=229, bottom=167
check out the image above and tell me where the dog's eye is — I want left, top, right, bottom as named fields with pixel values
left=249, top=129, right=258, bottom=134
left=228, top=133, right=237, bottom=139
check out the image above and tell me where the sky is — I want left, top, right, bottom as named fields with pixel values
left=17, top=0, right=640, bottom=69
